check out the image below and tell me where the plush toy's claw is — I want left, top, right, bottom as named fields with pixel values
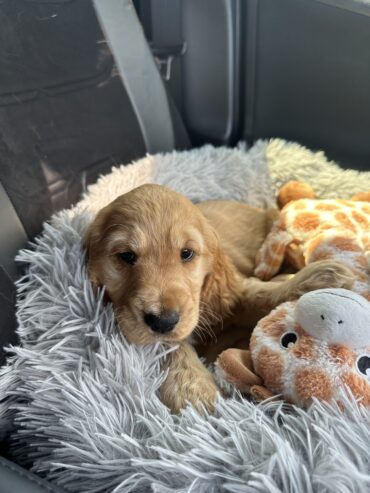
left=250, top=385, right=275, bottom=401
left=216, top=349, right=262, bottom=392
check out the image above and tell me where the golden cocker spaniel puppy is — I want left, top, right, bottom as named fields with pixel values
left=85, top=184, right=354, bottom=412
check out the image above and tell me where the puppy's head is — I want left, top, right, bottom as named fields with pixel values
left=85, top=184, right=218, bottom=344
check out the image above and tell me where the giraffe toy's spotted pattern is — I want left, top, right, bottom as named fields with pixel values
left=254, top=183, right=370, bottom=301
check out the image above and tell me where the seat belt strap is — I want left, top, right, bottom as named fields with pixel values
left=93, top=0, right=175, bottom=154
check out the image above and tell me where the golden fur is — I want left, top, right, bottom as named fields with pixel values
left=85, top=184, right=355, bottom=413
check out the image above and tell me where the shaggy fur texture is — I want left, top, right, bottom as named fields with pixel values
left=267, top=139, right=370, bottom=199
left=1, top=140, right=370, bottom=492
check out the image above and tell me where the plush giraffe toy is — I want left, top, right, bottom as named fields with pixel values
left=216, top=182, right=370, bottom=407
left=217, top=288, right=370, bottom=407
left=254, top=181, right=370, bottom=301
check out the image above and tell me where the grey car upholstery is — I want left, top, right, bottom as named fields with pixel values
left=244, top=0, right=370, bottom=170
left=0, top=457, right=66, bottom=493
left=138, top=0, right=370, bottom=170
left=0, top=183, right=27, bottom=363
left=0, top=0, right=146, bottom=240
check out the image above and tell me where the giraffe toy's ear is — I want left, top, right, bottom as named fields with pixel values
left=277, top=180, right=316, bottom=209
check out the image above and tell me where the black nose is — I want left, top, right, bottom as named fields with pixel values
left=144, top=310, right=180, bottom=333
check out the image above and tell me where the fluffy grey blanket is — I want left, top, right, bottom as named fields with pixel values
left=1, top=141, right=370, bottom=493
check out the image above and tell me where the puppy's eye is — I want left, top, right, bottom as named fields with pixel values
left=280, top=332, right=298, bottom=349
left=181, top=248, right=194, bottom=262
left=117, top=251, right=137, bottom=265
left=356, top=355, right=370, bottom=377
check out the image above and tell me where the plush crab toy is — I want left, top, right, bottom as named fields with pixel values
left=217, top=288, right=370, bottom=407
left=216, top=182, right=370, bottom=407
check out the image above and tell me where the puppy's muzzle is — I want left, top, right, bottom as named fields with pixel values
left=144, top=310, right=180, bottom=334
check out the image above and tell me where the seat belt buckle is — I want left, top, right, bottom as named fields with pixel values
left=150, top=43, right=186, bottom=81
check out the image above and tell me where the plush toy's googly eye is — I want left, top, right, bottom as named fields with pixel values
left=356, top=355, right=370, bottom=378
left=280, top=332, right=298, bottom=349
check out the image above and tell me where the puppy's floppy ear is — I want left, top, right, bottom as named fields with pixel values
left=83, top=217, right=102, bottom=289
left=200, top=223, right=241, bottom=318
left=83, top=219, right=97, bottom=253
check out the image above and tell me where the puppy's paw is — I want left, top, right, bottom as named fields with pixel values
left=291, top=260, right=355, bottom=298
left=161, top=372, right=219, bottom=414
left=185, top=377, right=219, bottom=414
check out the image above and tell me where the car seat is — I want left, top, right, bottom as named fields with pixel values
left=1, top=0, right=370, bottom=491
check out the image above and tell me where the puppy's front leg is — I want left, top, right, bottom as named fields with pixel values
left=160, top=341, right=219, bottom=414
